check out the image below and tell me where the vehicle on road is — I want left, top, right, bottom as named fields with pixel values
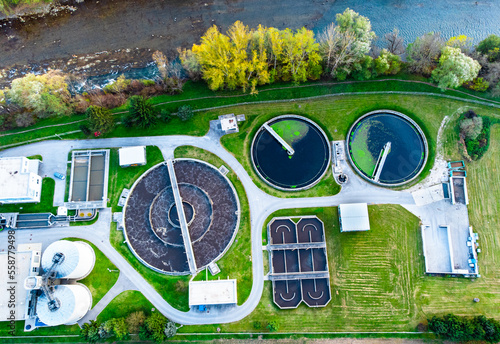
left=53, top=172, right=65, bottom=180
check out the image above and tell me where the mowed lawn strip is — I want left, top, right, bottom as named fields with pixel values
left=180, top=204, right=423, bottom=333
left=174, top=145, right=252, bottom=305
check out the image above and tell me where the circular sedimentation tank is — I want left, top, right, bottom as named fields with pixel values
left=123, top=159, right=240, bottom=275
left=251, top=115, right=331, bottom=190
left=347, top=110, right=428, bottom=186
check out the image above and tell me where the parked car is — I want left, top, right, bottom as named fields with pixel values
left=53, top=172, right=65, bottom=180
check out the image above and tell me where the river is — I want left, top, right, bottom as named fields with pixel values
left=1, top=0, right=499, bottom=84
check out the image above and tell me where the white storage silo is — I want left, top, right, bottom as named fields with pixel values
left=41, top=240, right=96, bottom=280
left=36, top=284, right=92, bottom=326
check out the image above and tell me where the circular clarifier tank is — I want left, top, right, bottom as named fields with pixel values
left=347, top=110, right=428, bottom=186
left=251, top=115, right=330, bottom=190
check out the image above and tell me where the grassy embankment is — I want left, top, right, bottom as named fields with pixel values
left=174, top=146, right=253, bottom=305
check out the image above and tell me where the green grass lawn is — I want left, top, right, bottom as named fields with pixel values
left=96, top=290, right=154, bottom=323
left=174, top=146, right=253, bottom=305
left=0, top=178, right=57, bottom=214
left=107, top=145, right=164, bottom=212
left=64, top=238, right=119, bottom=307
left=109, top=224, right=191, bottom=311
left=180, top=204, right=424, bottom=333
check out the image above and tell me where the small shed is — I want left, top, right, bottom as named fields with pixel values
left=118, top=146, right=146, bottom=167
left=339, top=203, right=370, bottom=232
left=188, top=279, right=237, bottom=307
left=219, top=114, right=239, bottom=132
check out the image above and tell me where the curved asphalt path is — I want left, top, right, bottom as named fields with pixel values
left=0, top=128, right=415, bottom=325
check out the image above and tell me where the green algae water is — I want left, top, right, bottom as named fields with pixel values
left=348, top=112, right=427, bottom=185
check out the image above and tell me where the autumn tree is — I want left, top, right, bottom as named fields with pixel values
left=86, top=106, right=114, bottom=133
left=406, top=32, right=445, bottom=76
left=280, top=27, right=322, bottom=82
left=446, top=35, right=474, bottom=53
left=431, top=46, right=481, bottom=89
left=384, top=28, right=405, bottom=55
left=477, top=34, right=500, bottom=61
left=374, top=49, right=402, bottom=75
left=8, top=70, right=72, bottom=118
left=318, top=8, right=375, bottom=79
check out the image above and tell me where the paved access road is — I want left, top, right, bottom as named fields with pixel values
left=0, top=127, right=415, bottom=325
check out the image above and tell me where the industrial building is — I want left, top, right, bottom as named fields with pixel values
left=0, top=157, right=42, bottom=204
left=188, top=279, right=238, bottom=308
left=338, top=203, right=370, bottom=232
left=118, top=146, right=147, bottom=167
left=0, top=240, right=95, bottom=331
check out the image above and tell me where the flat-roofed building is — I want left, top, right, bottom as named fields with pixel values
left=118, top=146, right=147, bottom=167
left=188, top=279, right=237, bottom=307
left=339, top=203, right=370, bottom=232
left=0, top=243, right=42, bottom=322
left=0, top=157, right=42, bottom=204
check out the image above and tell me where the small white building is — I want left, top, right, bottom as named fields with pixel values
left=118, top=146, right=147, bottom=167
left=219, top=114, right=239, bottom=133
left=339, top=203, right=370, bottom=232
left=189, top=279, right=237, bottom=307
left=0, top=157, right=42, bottom=204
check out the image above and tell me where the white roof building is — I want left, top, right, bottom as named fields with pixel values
left=0, top=157, right=42, bottom=204
left=0, top=243, right=42, bottom=321
left=219, top=114, right=239, bottom=132
left=339, top=203, right=370, bottom=232
left=118, top=146, right=147, bottom=167
left=189, top=279, right=237, bottom=306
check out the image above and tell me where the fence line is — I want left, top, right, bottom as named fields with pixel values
left=1, top=130, right=81, bottom=149
left=0, top=119, right=85, bottom=137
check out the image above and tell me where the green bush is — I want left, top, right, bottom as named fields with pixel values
left=460, top=114, right=491, bottom=160
left=428, top=314, right=500, bottom=343
left=177, top=105, right=194, bottom=122
left=463, top=77, right=490, bottom=92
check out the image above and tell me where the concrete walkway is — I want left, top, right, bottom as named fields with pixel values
left=0, top=127, right=416, bottom=325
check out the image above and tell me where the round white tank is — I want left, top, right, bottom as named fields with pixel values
left=41, top=240, right=96, bottom=279
left=36, top=284, right=92, bottom=326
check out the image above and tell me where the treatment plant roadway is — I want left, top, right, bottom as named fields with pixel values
left=0, top=127, right=415, bottom=325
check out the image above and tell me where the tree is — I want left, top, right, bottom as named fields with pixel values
left=406, top=32, right=445, bottom=76
left=80, top=320, right=100, bottom=343
left=103, top=74, right=130, bottom=94
left=125, top=95, right=157, bottom=128
left=178, top=47, right=202, bottom=80
left=177, top=105, right=194, bottom=122
left=447, top=35, right=473, bottom=53
left=164, top=320, right=177, bottom=339
left=280, top=27, right=322, bottom=82
left=460, top=115, right=483, bottom=139
left=428, top=314, right=500, bottom=343
left=318, top=8, right=375, bottom=79
left=86, top=106, right=114, bottom=133
left=431, top=46, right=481, bottom=89
left=152, top=50, right=168, bottom=79
left=267, top=320, right=279, bottom=332
left=477, top=34, right=500, bottom=60
left=374, top=49, right=402, bottom=75
left=384, top=28, right=405, bottom=55
left=111, top=318, right=129, bottom=340
left=8, top=70, right=72, bottom=118
left=126, top=311, right=147, bottom=334
left=145, top=312, right=168, bottom=343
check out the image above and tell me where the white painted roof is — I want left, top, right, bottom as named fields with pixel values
left=189, top=279, right=237, bottom=306
left=118, top=146, right=146, bottom=166
left=339, top=203, right=370, bottom=232
left=220, top=115, right=238, bottom=131
left=0, top=157, right=40, bottom=201
left=0, top=243, right=42, bottom=321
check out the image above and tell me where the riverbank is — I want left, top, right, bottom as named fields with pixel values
left=1, top=0, right=499, bottom=87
